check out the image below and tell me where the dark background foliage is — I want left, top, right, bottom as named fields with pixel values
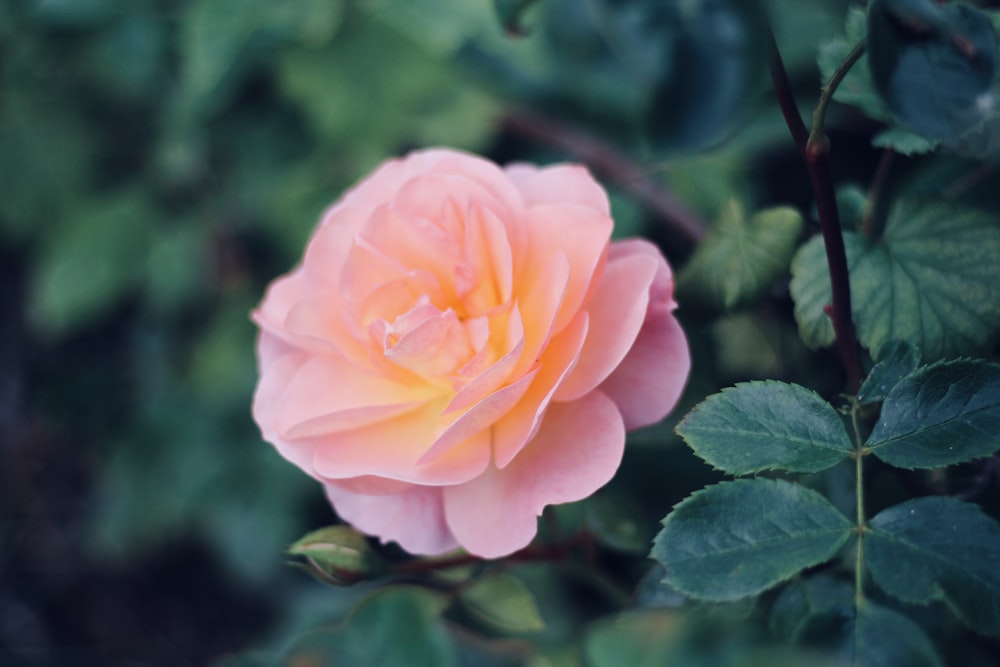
left=2, top=0, right=999, bottom=665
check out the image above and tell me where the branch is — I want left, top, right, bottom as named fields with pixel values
left=767, top=30, right=865, bottom=392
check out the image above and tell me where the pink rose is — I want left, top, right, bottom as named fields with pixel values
left=252, top=148, right=689, bottom=559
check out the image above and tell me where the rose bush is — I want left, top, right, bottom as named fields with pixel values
left=252, top=148, right=689, bottom=558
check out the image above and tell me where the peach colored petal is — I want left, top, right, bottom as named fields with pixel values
left=284, top=290, right=371, bottom=365
left=443, top=390, right=625, bottom=558
left=506, top=163, right=610, bottom=215
left=608, top=238, right=677, bottom=306
left=447, top=307, right=524, bottom=413
left=419, top=369, right=538, bottom=465
left=311, top=399, right=491, bottom=485
left=274, top=356, right=435, bottom=439
left=553, top=250, right=660, bottom=402
left=397, top=149, right=527, bottom=220
left=493, top=311, right=589, bottom=468
left=383, top=306, right=475, bottom=378
left=252, top=335, right=321, bottom=475
left=341, top=216, right=420, bottom=303
left=519, top=204, right=612, bottom=335
left=352, top=273, right=447, bottom=342
left=324, top=483, right=458, bottom=556
left=252, top=271, right=333, bottom=357
left=330, top=475, right=414, bottom=495
left=302, top=204, right=372, bottom=287
left=511, top=253, right=569, bottom=379
left=477, top=206, right=514, bottom=304
left=392, top=175, right=513, bottom=232
left=599, top=307, right=689, bottom=430
left=456, top=204, right=512, bottom=315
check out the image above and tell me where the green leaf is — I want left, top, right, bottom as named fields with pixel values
left=84, top=14, right=168, bottom=102
left=867, top=0, right=998, bottom=142
left=818, top=6, right=887, bottom=122
left=285, top=586, right=456, bottom=666
left=857, top=340, right=920, bottom=405
left=176, top=0, right=343, bottom=119
left=649, top=0, right=765, bottom=152
left=651, top=479, right=853, bottom=601
left=678, top=201, right=803, bottom=310
left=29, top=189, right=151, bottom=337
left=0, top=88, right=95, bottom=240
left=871, top=126, right=939, bottom=155
left=789, top=198, right=1000, bottom=361
left=867, top=496, right=1000, bottom=637
left=286, top=526, right=387, bottom=586
left=459, top=573, right=545, bottom=634
left=769, top=574, right=856, bottom=644
left=676, top=381, right=854, bottom=475
left=867, top=359, right=1000, bottom=468
left=276, top=16, right=498, bottom=167
left=772, top=578, right=944, bottom=666
left=850, top=602, right=944, bottom=667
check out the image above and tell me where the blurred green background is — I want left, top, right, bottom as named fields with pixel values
left=0, top=0, right=867, bottom=664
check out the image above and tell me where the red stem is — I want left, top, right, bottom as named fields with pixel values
left=766, top=31, right=864, bottom=392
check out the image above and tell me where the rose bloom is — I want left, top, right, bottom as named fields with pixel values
left=252, top=148, right=689, bottom=558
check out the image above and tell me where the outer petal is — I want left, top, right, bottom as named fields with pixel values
left=324, top=483, right=459, bottom=556
left=554, top=249, right=660, bottom=402
left=311, top=400, right=492, bottom=485
left=493, top=311, right=589, bottom=468
left=519, top=204, right=612, bottom=335
left=252, top=332, right=318, bottom=475
left=505, top=163, right=610, bottom=215
left=599, top=312, right=689, bottom=430
left=273, top=356, right=434, bottom=439
left=343, top=148, right=526, bottom=224
left=443, top=390, right=625, bottom=558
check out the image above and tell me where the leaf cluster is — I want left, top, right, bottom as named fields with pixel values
left=653, top=353, right=1000, bottom=663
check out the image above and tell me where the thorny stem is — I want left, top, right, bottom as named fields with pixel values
left=766, top=30, right=865, bottom=392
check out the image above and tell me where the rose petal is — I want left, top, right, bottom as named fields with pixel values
left=596, top=239, right=688, bottom=429
left=331, top=475, right=414, bottom=495
left=506, top=163, right=610, bottom=215
left=447, top=307, right=524, bottom=413
left=458, top=204, right=513, bottom=314
left=511, top=253, right=569, bottom=379
left=419, top=369, right=538, bottom=464
left=274, top=356, right=436, bottom=440
left=553, top=250, right=660, bottom=402
left=303, top=204, right=373, bottom=287
left=493, top=311, right=589, bottom=468
left=599, top=305, right=690, bottom=430
left=324, top=483, right=458, bottom=556
left=382, top=304, right=474, bottom=378
left=252, top=271, right=331, bottom=356
left=443, top=390, right=625, bottom=558
left=311, top=399, right=491, bottom=485
left=520, top=204, right=612, bottom=335
left=252, top=335, right=319, bottom=475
